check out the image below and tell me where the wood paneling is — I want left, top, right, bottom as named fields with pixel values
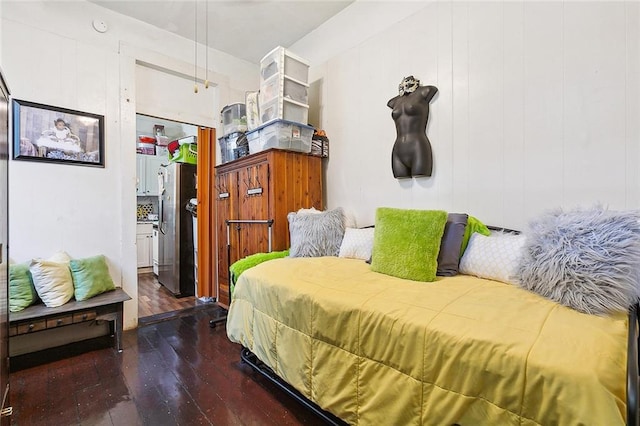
left=215, top=169, right=236, bottom=306
left=215, top=149, right=323, bottom=307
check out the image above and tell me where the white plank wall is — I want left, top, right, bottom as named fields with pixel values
left=2, top=0, right=259, bottom=329
left=299, top=1, right=639, bottom=231
left=628, top=2, right=640, bottom=208
left=522, top=2, right=564, bottom=222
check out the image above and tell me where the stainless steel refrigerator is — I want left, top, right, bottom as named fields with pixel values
left=158, top=162, right=197, bottom=296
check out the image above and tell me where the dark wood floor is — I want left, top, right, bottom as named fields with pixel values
left=138, top=272, right=201, bottom=319
left=9, top=307, right=327, bottom=426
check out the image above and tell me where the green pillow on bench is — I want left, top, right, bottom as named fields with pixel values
left=70, top=255, right=116, bottom=301
left=9, top=263, right=38, bottom=312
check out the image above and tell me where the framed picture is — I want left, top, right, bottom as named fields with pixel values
left=12, top=99, right=105, bottom=167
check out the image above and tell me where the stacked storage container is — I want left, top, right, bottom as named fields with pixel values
left=247, top=120, right=314, bottom=155
left=259, top=46, right=310, bottom=125
left=218, top=103, right=248, bottom=164
left=248, top=46, right=313, bottom=155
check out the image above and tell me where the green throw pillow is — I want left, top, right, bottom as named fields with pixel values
left=370, top=208, right=448, bottom=282
left=460, top=215, right=491, bottom=256
left=9, top=263, right=38, bottom=312
left=70, top=255, right=116, bottom=301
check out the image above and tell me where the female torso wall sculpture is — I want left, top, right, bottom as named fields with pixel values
left=387, top=76, right=438, bottom=178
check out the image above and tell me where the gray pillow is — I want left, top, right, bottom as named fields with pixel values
left=436, top=213, right=469, bottom=277
left=288, top=208, right=345, bottom=257
left=515, top=206, right=640, bottom=315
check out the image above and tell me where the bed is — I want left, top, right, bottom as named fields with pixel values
left=226, top=206, right=640, bottom=425
left=226, top=256, right=637, bottom=425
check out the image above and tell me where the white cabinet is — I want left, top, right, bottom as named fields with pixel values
left=136, top=223, right=153, bottom=268
left=136, top=154, right=166, bottom=196
left=136, top=155, right=145, bottom=196
left=152, top=227, right=159, bottom=275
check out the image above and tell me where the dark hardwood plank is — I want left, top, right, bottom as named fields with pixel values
left=9, top=307, right=328, bottom=426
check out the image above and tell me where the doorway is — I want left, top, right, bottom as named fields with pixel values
left=135, top=114, right=201, bottom=321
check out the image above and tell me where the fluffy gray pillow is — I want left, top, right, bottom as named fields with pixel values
left=288, top=208, right=345, bottom=257
left=515, top=206, right=640, bottom=315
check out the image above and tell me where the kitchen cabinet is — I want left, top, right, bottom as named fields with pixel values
left=215, top=149, right=322, bottom=307
left=136, top=154, right=165, bottom=196
left=136, top=223, right=153, bottom=268
left=152, top=227, right=159, bottom=275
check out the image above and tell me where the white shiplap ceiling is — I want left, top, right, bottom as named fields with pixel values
left=88, top=0, right=354, bottom=64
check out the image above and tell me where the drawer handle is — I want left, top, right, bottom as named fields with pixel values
left=82, top=314, right=88, bottom=320
left=56, top=319, right=63, bottom=325
left=28, top=324, right=34, bottom=330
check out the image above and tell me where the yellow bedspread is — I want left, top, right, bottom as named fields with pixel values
left=226, top=256, right=628, bottom=425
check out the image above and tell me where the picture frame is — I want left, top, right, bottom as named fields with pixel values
left=12, top=99, right=105, bottom=167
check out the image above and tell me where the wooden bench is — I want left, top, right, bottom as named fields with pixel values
left=9, top=288, right=131, bottom=354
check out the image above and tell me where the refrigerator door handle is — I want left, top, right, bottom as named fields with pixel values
left=159, top=187, right=166, bottom=235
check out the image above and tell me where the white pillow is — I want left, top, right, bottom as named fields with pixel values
left=30, top=251, right=74, bottom=307
left=296, top=207, right=323, bottom=215
left=338, top=227, right=375, bottom=260
left=459, top=232, right=526, bottom=284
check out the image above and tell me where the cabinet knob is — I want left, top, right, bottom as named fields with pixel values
left=57, top=319, right=63, bottom=325
left=28, top=323, right=34, bottom=330
left=82, top=314, right=88, bottom=320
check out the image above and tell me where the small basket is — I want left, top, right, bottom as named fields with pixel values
left=234, top=145, right=249, bottom=159
left=170, top=143, right=197, bottom=164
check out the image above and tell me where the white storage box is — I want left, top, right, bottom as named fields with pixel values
left=247, top=119, right=313, bottom=154
left=260, top=97, right=309, bottom=127
left=260, top=46, right=310, bottom=84
left=260, top=74, right=309, bottom=106
left=221, top=103, right=247, bottom=135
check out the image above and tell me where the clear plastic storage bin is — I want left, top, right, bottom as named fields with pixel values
left=218, top=132, right=243, bottom=163
left=260, top=46, right=310, bottom=84
left=260, top=97, right=309, bottom=127
left=247, top=119, right=313, bottom=154
left=260, top=74, right=309, bottom=106
left=221, top=103, right=247, bottom=136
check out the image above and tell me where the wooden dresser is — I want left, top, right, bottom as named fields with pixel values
left=215, top=149, right=323, bottom=307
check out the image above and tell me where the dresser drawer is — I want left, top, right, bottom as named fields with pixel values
left=73, top=311, right=97, bottom=323
left=17, top=320, right=46, bottom=334
left=46, top=315, right=73, bottom=329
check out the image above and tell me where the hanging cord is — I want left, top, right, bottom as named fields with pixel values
left=194, top=0, right=198, bottom=93
left=205, top=0, right=210, bottom=89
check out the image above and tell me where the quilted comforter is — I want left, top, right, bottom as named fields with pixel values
left=226, top=256, right=628, bottom=425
